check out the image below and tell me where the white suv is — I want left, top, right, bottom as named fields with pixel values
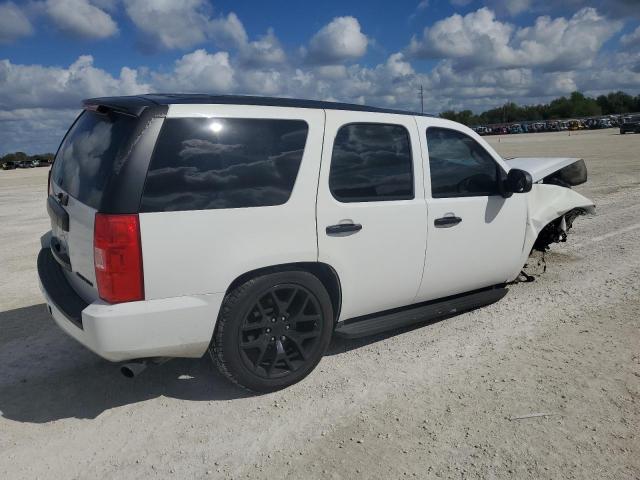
left=39, top=94, right=595, bottom=392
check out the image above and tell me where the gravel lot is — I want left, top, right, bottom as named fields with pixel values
left=1, top=128, right=638, bottom=479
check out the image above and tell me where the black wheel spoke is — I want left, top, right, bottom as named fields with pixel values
left=286, top=332, right=308, bottom=360
left=255, top=340, right=269, bottom=366
left=240, top=335, right=267, bottom=349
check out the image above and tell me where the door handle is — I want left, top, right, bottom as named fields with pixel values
left=434, top=216, right=462, bottom=228
left=326, top=223, right=363, bottom=235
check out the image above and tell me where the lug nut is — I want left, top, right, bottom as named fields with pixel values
left=266, top=328, right=271, bottom=333
left=285, top=325, right=290, bottom=330
left=271, top=318, right=276, bottom=323
left=281, top=335, right=286, bottom=341
left=280, top=316, right=286, bottom=321
left=270, top=336, right=275, bottom=342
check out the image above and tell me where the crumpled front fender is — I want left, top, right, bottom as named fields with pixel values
left=519, top=184, right=595, bottom=265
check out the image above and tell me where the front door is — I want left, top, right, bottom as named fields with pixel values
left=414, top=121, right=528, bottom=302
left=316, top=110, right=428, bottom=321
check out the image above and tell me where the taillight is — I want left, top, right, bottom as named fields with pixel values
left=94, top=213, right=144, bottom=303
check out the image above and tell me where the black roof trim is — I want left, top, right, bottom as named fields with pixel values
left=83, top=94, right=433, bottom=118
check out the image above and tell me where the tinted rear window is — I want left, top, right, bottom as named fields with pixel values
left=329, top=123, right=414, bottom=202
left=51, top=110, right=136, bottom=209
left=140, top=118, right=309, bottom=212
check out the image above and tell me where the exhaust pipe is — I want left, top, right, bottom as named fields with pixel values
left=120, top=360, right=148, bottom=378
left=120, top=357, right=169, bottom=378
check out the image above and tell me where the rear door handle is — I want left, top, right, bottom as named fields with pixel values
left=326, top=223, right=363, bottom=235
left=434, top=216, right=462, bottom=228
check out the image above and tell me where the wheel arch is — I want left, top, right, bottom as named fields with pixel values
left=223, top=262, right=342, bottom=323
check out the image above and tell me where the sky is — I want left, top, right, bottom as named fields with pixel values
left=1, top=0, right=639, bottom=154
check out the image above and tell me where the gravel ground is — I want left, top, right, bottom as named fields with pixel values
left=0, top=128, right=638, bottom=479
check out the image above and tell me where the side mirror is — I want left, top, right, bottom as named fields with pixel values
left=506, top=168, right=532, bottom=194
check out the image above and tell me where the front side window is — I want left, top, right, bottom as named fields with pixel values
left=141, top=118, right=309, bottom=211
left=329, top=123, right=414, bottom=202
left=426, top=127, right=501, bottom=198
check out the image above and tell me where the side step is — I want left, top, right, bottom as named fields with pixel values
left=334, top=286, right=508, bottom=339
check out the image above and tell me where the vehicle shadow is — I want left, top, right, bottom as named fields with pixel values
left=0, top=304, right=251, bottom=424
left=0, top=302, right=478, bottom=424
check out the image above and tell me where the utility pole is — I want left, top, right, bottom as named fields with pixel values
left=418, top=85, right=424, bottom=114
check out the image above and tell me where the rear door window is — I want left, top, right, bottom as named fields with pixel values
left=426, top=127, right=501, bottom=198
left=329, top=123, right=414, bottom=202
left=51, top=110, right=136, bottom=209
left=140, top=118, right=309, bottom=212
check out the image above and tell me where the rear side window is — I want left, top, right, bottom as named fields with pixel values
left=141, top=118, right=308, bottom=212
left=426, top=127, right=501, bottom=198
left=329, top=123, right=413, bottom=202
left=51, top=110, right=136, bottom=209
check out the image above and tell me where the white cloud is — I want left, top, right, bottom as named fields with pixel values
left=152, top=49, right=235, bottom=93
left=208, top=12, right=248, bottom=49
left=621, top=26, right=640, bottom=47
left=239, top=29, right=286, bottom=67
left=502, top=0, right=532, bottom=16
left=0, top=55, right=149, bottom=110
left=409, top=0, right=430, bottom=20
left=124, top=0, right=210, bottom=50
left=409, top=7, right=622, bottom=71
left=0, top=108, right=79, bottom=155
left=123, top=0, right=247, bottom=51
left=305, top=16, right=368, bottom=64
left=0, top=2, right=33, bottom=43
left=45, top=0, right=118, bottom=39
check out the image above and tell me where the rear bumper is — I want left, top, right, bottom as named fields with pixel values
left=38, top=247, right=225, bottom=362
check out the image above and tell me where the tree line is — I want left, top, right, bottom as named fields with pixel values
left=1, top=151, right=54, bottom=165
left=440, top=91, right=640, bottom=126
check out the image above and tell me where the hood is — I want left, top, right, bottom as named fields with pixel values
left=505, top=157, right=582, bottom=183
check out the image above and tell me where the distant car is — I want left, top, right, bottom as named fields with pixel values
left=31, top=160, right=42, bottom=167
left=475, top=126, right=491, bottom=136
left=2, top=161, right=17, bottom=170
left=597, top=119, right=612, bottom=129
left=509, top=124, right=522, bottom=134
left=17, top=160, right=33, bottom=168
left=620, top=115, right=640, bottom=134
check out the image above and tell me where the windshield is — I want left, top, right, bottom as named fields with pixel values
left=51, top=110, right=135, bottom=209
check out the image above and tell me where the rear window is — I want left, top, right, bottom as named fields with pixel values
left=51, top=110, right=136, bottom=209
left=329, top=123, right=414, bottom=202
left=140, top=118, right=309, bottom=212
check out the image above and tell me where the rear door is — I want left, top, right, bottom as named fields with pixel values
left=414, top=118, right=527, bottom=302
left=316, top=111, right=427, bottom=321
left=48, top=109, right=139, bottom=301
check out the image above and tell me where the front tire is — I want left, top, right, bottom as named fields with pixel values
left=210, top=271, right=334, bottom=392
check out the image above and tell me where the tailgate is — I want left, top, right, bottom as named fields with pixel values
left=47, top=188, right=99, bottom=302
left=47, top=108, right=139, bottom=302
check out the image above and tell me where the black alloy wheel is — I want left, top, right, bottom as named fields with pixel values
left=210, top=271, right=334, bottom=392
left=239, top=284, right=324, bottom=379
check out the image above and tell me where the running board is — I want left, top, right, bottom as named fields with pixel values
left=334, top=286, right=508, bottom=339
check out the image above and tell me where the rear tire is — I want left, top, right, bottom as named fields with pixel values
left=210, top=271, right=334, bottom=392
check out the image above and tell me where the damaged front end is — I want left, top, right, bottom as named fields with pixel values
left=532, top=207, right=589, bottom=252
left=507, top=157, right=596, bottom=267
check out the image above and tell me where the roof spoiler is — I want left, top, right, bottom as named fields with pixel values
left=82, top=96, right=160, bottom=117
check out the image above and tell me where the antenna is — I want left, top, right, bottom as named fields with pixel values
left=418, top=85, right=424, bottom=114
